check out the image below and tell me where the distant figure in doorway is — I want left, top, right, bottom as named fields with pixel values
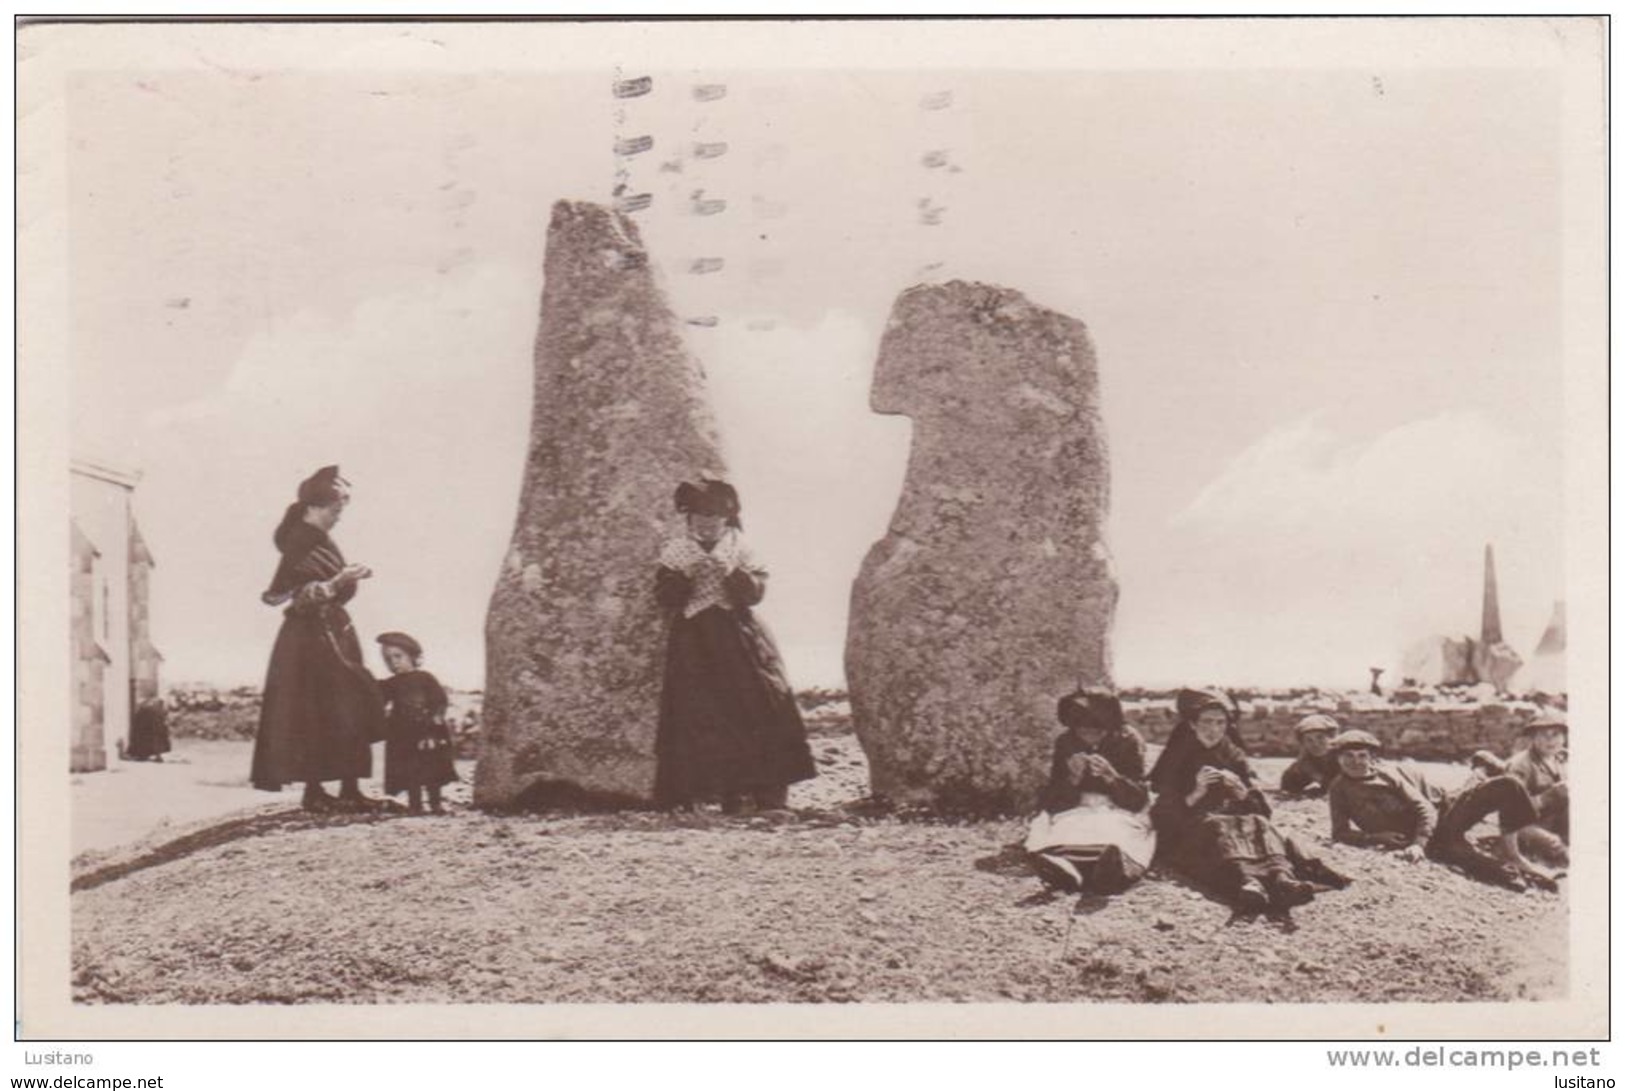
left=1025, top=688, right=1155, bottom=894
left=1149, top=688, right=1351, bottom=913
left=251, top=466, right=386, bottom=812
left=1277, top=714, right=1340, bottom=797
left=653, top=478, right=816, bottom=814
left=125, top=694, right=171, bottom=762
left=1325, top=730, right=1558, bottom=892
left=376, top=631, right=458, bottom=815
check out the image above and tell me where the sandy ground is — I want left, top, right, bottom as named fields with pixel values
left=70, top=735, right=1564, bottom=1005
left=72, top=735, right=863, bottom=859
left=73, top=740, right=468, bottom=858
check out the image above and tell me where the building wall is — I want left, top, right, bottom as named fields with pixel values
left=69, top=468, right=134, bottom=772
left=128, top=524, right=162, bottom=704
left=69, top=523, right=109, bottom=773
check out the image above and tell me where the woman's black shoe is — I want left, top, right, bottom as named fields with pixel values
left=1031, top=853, right=1082, bottom=893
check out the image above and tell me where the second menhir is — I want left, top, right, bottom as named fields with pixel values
left=847, top=281, right=1118, bottom=814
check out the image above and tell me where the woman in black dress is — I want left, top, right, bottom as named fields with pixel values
left=126, top=687, right=171, bottom=762
left=376, top=630, right=458, bottom=814
left=1149, top=687, right=1350, bottom=912
left=250, top=466, right=386, bottom=811
left=654, top=479, right=816, bottom=813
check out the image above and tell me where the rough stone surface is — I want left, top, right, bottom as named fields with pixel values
left=845, top=281, right=1116, bottom=814
left=475, top=200, right=727, bottom=809
left=1404, top=635, right=1523, bottom=693
left=1473, top=641, right=1524, bottom=693
left=1441, top=636, right=1478, bottom=686
left=1403, top=636, right=1477, bottom=687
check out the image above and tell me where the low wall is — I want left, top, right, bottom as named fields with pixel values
left=1125, top=703, right=1550, bottom=762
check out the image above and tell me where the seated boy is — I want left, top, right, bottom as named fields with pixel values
left=1506, top=714, right=1568, bottom=839
left=1278, top=713, right=1340, bottom=797
left=1325, top=730, right=1557, bottom=892
left=1026, top=688, right=1155, bottom=895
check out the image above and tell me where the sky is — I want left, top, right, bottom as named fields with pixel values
left=52, top=22, right=1585, bottom=691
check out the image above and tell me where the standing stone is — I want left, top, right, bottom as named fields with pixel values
left=475, top=199, right=727, bottom=809
left=845, top=281, right=1117, bottom=813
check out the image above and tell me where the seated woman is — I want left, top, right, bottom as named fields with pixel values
left=1025, top=688, right=1156, bottom=894
left=1149, top=688, right=1351, bottom=913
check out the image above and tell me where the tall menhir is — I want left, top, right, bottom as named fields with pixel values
left=475, top=200, right=728, bottom=809
left=846, top=281, right=1118, bottom=813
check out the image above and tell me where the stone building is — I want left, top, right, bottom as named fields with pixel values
left=69, top=458, right=161, bottom=773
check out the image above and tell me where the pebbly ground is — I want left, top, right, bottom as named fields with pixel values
left=70, top=734, right=1564, bottom=1005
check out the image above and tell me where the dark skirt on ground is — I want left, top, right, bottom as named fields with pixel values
left=251, top=604, right=384, bottom=791
left=1159, top=811, right=1312, bottom=898
left=1179, top=813, right=1294, bottom=886
left=655, top=606, right=817, bottom=806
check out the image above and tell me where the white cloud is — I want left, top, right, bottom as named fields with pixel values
left=1113, top=410, right=1564, bottom=688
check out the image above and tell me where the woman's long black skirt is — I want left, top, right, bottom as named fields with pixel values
left=654, top=605, right=816, bottom=806
left=251, top=604, right=384, bottom=791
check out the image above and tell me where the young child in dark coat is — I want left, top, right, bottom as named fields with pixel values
left=375, top=631, right=458, bottom=814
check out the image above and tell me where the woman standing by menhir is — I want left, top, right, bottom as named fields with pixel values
left=251, top=466, right=385, bottom=812
left=654, top=479, right=816, bottom=814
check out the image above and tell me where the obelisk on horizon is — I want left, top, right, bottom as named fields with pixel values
left=1480, top=543, right=1504, bottom=646
left=1473, top=542, right=1522, bottom=691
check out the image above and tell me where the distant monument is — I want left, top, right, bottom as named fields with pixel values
left=846, top=281, right=1117, bottom=813
left=1479, top=544, right=1504, bottom=645
left=1399, top=542, right=1525, bottom=692
left=1471, top=544, right=1523, bottom=691
left=474, top=200, right=728, bottom=809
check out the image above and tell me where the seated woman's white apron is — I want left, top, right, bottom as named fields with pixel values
left=1025, top=791, right=1157, bottom=871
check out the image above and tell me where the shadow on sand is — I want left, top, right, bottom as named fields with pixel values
left=70, top=807, right=406, bottom=893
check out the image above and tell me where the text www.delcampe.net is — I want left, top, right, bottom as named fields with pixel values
left=11, top=1079, right=164, bottom=1089
left=1327, top=1046, right=1606, bottom=1076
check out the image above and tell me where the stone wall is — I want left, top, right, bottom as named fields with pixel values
left=1126, top=702, right=1553, bottom=762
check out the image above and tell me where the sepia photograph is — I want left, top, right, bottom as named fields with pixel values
left=15, top=16, right=1608, bottom=1044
